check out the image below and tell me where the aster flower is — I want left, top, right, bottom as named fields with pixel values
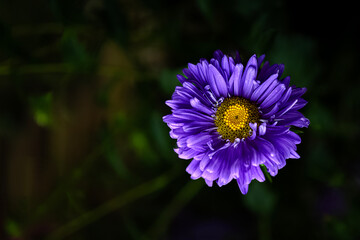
left=163, top=50, right=309, bottom=194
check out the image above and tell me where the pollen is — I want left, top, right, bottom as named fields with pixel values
left=215, top=97, right=260, bottom=142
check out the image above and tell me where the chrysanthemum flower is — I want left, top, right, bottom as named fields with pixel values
left=163, top=50, right=310, bottom=194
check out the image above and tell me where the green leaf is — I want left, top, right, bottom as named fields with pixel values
left=29, top=92, right=53, bottom=127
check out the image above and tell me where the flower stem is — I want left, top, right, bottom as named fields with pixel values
left=260, top=164, right=272, bottom=183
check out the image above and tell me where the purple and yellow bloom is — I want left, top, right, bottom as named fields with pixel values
left=163, top=50, right=309, bottom=194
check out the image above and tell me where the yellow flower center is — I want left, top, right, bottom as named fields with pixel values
left=215, top=97, right=260, bottom=142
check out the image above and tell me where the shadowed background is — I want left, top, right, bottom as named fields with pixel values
left=1, top=0, right=360, bottom=239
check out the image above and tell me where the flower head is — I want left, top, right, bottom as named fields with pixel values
left=163, top=50, right=310, bottom=194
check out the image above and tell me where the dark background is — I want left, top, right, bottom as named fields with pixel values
left=1, top=0, right=359, bottom=239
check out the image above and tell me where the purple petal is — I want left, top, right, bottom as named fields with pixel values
left=250, top=73, right=278, bottom=102
left=163, top=114, right=184, bottom=125
left=277, top=111, right=310, bottom=128
left=188, top=63, right=200, bottom=81
left=241, top=55, right=258, bottom=98
left=199, top=154, right=212, bottom=171
left=282, top=76, right=290, bottom=87
left=205, top=179, right=213, bottom=187
left=290, top=87, right=307, bottom=99
left=217, top=150, right=234, bottom=187
left=197, top=60, right=210, bottom=85
left=229, top=63, right=244, bottom=96
left=242, top=66, right=257, bottom=98
left=264, top=160, right=278, bottom=177
left=187, top=133, right=211, bottom=149
left=186, top=159, right=200, bottom=174
left=213, top=50, right=224, bottom=62
left=248, top=123, right=257, bottom=140
left=221, top=55, right=231, bottom=79
left=234, top=51, right=241, bottom=64
left=265, top=125, right=290, bottom=135
left=177, top=74, right=188, bottom=84
left=206, top=68, right=220, bottom=98
left=252, top=166, right=265, bottom=182
left=228, top=57, right=236, bottom=74
left=276, top=99, right=298, bottom=117
left=257, top=54, right=266, bottom=66
left=258, top=123, right=266, bottom=136
left=178, top=147, right=199, bottom=159
left=278, top=86, right=292, bottom=104
left=186, top=160, right=203, bottom=179
left=202, top=168, right=220, bottom=181
left=261, top=103, right=280, bottom=118
left=182, top=122, right=214, bottom=133
left=190, top=97, right=214, bottom=115
left=173, top=109, right=213, bottom=122
left=277, top=64, right=285, bottom=77
left=209, top=64, right=228, bottom=97
left=292, top=98, right=308, bottom=110
left=237, top=178, right=249, bottom=194
left=260, top=83, right=286, bottom=109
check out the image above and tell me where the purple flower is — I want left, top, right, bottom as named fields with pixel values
left=163, top=50, right=309, bottom=194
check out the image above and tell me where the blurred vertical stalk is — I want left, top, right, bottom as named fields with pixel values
left=243, top=182, right=276, bottom=240
left=258, top=214, right=271, bottom=240
left=0, top=139, right=9, bottom=239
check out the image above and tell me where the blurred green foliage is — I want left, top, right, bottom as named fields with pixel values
left=0, top=0, right=359, bottom=239
left=30, top=92, right=53, bottom=127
